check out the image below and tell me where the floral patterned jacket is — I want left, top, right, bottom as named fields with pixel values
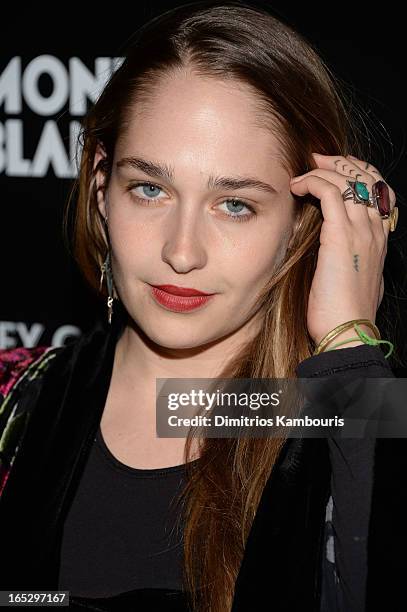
left=0, top=345, right=60, bottom=498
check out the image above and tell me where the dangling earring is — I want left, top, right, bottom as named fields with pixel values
left=99, top=249, right=114, bottom=324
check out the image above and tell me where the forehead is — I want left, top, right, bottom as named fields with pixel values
left=116, top=70, right=285, bottom=169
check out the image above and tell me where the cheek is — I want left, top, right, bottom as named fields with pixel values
left=108, top=211, right=158, bottom=267
left=229, top=231, right=285, bottom=292
left=231, top=254, right=277, bottom=297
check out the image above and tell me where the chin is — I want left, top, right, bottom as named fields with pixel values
left=150, top=331, right=212, bottom=351
left=142, top=321, right=221, bottom=351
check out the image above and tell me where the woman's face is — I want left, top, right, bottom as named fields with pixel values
left=95, top=70, right=297, bottom=350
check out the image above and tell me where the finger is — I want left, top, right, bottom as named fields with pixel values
left=295, top=167, right=368, bottom=186
left=343, top=158, right=396, bottom=241
left=312, top=154, right=396, bottom=208
left=346, top=155, right=383, bottom=178
left=310, top=155, right=395, bottom=240
left=346, top=155, right=397, bottom=208
left=290, top=174, right=351, bottom=226
left=312, top=153, right=383, bottom=181
left=312, top=153, right=378, bottom=191
left=291, top=168, right=372, bottom=226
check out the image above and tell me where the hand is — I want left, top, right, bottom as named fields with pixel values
left=290, top=153, right=396, bottom=346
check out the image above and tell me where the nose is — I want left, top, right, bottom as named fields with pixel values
left=161, top=208, right=208, bottom=274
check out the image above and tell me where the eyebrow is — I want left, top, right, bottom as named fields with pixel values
left=116, top=156, right=279, bottom=195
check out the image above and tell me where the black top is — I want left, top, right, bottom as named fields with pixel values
left=57, top=343, right=391, bottom=612
left=59, top=425, right=195, bottom=595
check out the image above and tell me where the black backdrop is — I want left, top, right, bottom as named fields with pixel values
left=1, top=1, right=406, bottom=373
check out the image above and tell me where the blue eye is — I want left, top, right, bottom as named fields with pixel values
left=127, top=182, right=256, bottom=222
left=131, top=182, right=164, bottom=200
left=217, top=199, right=254, bottom=222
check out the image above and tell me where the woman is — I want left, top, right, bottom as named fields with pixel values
left=0, top=2, right=404, bottom=611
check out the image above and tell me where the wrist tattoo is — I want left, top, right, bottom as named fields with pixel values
left=353, top=254, right=359, bottom=271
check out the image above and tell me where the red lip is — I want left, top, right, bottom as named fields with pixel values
left=148, top=284, right=216, bottom=313
left=151, top=284, right=214, bottom=297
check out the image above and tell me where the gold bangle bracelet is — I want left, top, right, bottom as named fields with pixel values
left=313, top=319, right=381, bottom=356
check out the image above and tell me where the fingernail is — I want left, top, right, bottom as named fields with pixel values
left=291, top=176, right=303, bottom=184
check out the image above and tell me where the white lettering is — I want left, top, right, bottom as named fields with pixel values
left=0, top=57, right=22, bottom=113
left=2, top=119, right=82, bottom=177
left=23, top=55, right=69, bottom=116
left=52, top=325, right=81, bottom=346
left=0, top=321, right=45, bottom=349
left=0, top=321, right=81, bottom=349
left=0, top=55, right=124, bottom=178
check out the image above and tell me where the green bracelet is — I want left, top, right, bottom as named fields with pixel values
left=324, top=323, right=394, bottom=358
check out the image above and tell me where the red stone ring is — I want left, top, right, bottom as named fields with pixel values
left=370, top=180, right=391, bottom=218
left=370, top=180, right=399, bottom=232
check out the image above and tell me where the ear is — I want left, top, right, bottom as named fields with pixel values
left=94, top=142, right=108, bottom=221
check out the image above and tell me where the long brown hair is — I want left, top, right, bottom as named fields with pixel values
left=63, top=2, right=403, bottom=610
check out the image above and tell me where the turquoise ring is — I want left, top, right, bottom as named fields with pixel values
left=341, top=180, right=372, bottom=205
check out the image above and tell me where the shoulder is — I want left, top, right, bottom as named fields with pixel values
left=0, top=345, right=62, bottom=400
left=0, top=345, right=65, bottom=498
